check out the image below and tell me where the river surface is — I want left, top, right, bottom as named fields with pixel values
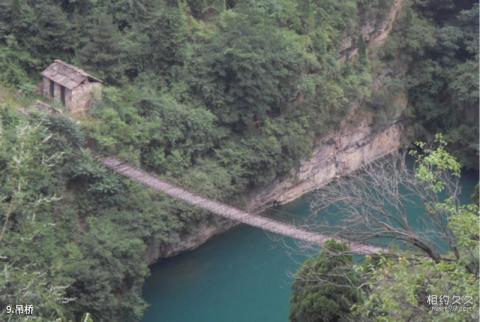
left=142, top=172, right=477, bottom=322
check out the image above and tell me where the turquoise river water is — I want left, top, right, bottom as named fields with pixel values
left=142, top=172, right=477, bottom=322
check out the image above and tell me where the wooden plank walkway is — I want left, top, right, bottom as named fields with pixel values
left=99, top=156, right=385, bottom=255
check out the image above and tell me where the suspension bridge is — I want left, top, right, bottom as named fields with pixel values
left=100, top=156, right=386, bottom=255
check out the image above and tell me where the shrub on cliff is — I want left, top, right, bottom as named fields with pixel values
left=290, top=240, right=361, bottom=322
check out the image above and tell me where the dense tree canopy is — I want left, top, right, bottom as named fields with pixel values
left=290, top=241, right=361, bottom=322
left=0, top=0, right=477, bottom=321
left=380, top=0, right=479, bottom=168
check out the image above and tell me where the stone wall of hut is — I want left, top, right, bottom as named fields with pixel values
left=69, top=81, right=102, bottom=115
left=41, top=78, right=101, bottom=115
left=42, top=78, right=50, bottom=97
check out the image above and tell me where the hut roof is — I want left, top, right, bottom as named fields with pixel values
left=41, top=59, right=101, bottom=90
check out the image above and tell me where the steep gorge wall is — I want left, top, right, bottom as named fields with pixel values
left=146, top=0, right=406, bottom=263
left=147, top=118, right=404, bottom=263
left=247, top=118, right=403, bottom=213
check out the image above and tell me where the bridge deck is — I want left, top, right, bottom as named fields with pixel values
left=100, top=157, right=385, bottom=255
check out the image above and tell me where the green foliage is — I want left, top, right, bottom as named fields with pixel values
left=187, top=9, right=318, bottom=130
left=290, top=240, right=361, bottom=322
left=0, top=110, right=74, bottom=321
left=81, top=312, right=94, bottom=322
left=358, top=140, right=480, bottom=321
left=78, top=14, right=123, bottom=83
left=0, top=44, right=36, bottom=88
left=356, top=233, right=478, bottom=322
left=411, top=134, right=461, bottom=193
left=0, top=0, right=376, bottom=195
left=87, top=87, right=225, bottom=176
left=0, top=111, right=190, bottom=321
left=383, top=0, right=479, bottom=169
left=0, top=0, right=476, bottom=321
left=293, top=143, right=479, bottom=322
left=354, top=143, right=478, bottom=321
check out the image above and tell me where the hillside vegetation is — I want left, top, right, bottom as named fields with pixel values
left=0, top=0, right=477, bottom=321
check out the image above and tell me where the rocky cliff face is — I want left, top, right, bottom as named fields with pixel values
left=339, top=0, right=405, bottom=61
left=146, top=219, right=236, bottom=263
left=247, top=115, right=403, bottom=213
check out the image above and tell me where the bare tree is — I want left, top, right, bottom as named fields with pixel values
left=309, top=150, right=463, bottom=263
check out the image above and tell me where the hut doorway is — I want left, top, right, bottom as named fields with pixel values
left=49, top=80, right=54, bottom=97
left=60, top=86, right=66, bottom=105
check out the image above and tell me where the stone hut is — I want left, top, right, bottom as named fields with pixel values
left=41, top=59, right=102, bottom=115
